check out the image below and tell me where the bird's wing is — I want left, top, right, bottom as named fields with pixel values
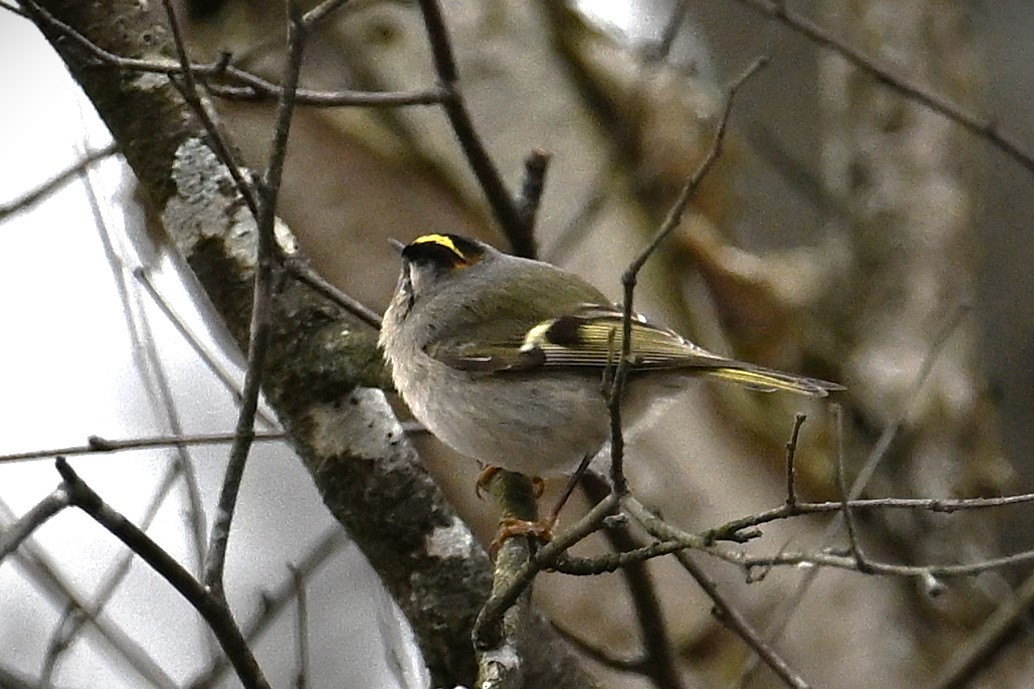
left=427, top=304, right=842, bottom=397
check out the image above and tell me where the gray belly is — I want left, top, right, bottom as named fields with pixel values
left=399, top=357, right=609, bottom=476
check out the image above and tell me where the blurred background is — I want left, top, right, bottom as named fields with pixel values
left=2, top=1, right=1033, bottom=687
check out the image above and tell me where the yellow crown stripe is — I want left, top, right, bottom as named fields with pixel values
left=412, top=234, right=465, bottom=259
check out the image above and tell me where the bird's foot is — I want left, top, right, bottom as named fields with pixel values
left=489, top=516, right=554, bottom=558
left=475, top=466, right=544, bottom=499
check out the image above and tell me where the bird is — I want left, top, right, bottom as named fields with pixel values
left=378, top=233, right=842, bottom=542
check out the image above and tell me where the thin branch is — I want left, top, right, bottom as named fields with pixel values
left=733, top=0, right=1034, bottom=175
left=62, top=142, right=217, bottom=671
left=56, top=458, right=271, bottom=689
left=201, top=0, right=307, bottom=595
left=707, top=543, right=1034, bottom=579
left=41, top=459, right=186, bottom=676
left=745, top=121, right=841, bottom=218
left=51, top=0, right=448, bottom=107
left=609, top=57, right=767, bottom=490
left=545, top=177, right=608, bottom=265
left=609, top=493, right=1034, bottom=580
left=297, top=0, right=351, bottom=27
left=79, top=150, right=211, bottom=600
left=0, top=501, right=180, bottom=689
left=187, top=527, right=347, bottom=689
left=0, top=489, right=70, bottom=562
left=0, top=431, right=285, bottom=465
left=704, top=491, right=1034, bottom=546
left=289, top=565, right=310, bottom=689
left=472, top=493, right=620, bottom=650
left=133, top=267, right=281, bottom=429
left=623, top=57, right=767, bottom=280
left=552, top=622, right=650, bottom=674
left=623, top=495, right=811, bottom=689
left=784, top=414, right=806, bottom=509
left=209, top=81, right=446, bottom=107
left=831, top=405, right=871, bottom=573
left=19, top=0, right=444, bottom=109
left=580, top=474, right=687, bottom=689
left=157, top=0, right=261, bottom=216
left=414, top=0, right=529, bottom=255
left=851, top=302, right=970, bottom=498
left=734, top=299, right=972, bottom=687
left=675, top=551, right=808, bottom=689
left=0, top=0, right=27, bottom=17
left=282, top=256, right=383, bottom=329
left=0, top=143, right=117, bottom=219
left=514, top=148, right=552, bottom=249
left=927, top=568, right=1034, bottom=689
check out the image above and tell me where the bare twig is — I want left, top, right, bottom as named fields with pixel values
left=0, top=0, right=27, bottom=17
left=733, top=0, right=1034, bottom=175
left=69, top=139, right=213, bottom=673
left=414, top=0, right=529, bottom=255
left=133, top=267, right=280, bottom=429
left=0, top=490, right=70, bottom=562
left=745, top=122, right=840, bottom=218
left=624, top=496, right=811, bottom=689
left=19, top=0, right=444, bottom=109
left=200, top=0, right=307, bottom=596
left=706, top=492, right=1034, bottom=542
left=289, top=565, right=310, bottom=689
left=592, top=494, right=1034, bottom=580
left=297, top=0, right=351, bottom=27
left=580, top=474, right=687, bottom=689
left=282, top=256, right=383, bottom=329
left=514, top=148, right=552, bottom=249
left=784, top=414, right=806, bottom=509
left=734, top=300, right=972, bottom=688
left=41, top=462, right=189, bottom=680
left=0, top=431, right=285, bottom=465
left=851, top=302, right=970, bottom=498
left=473, top=493, right=620, bottom=650
left=610, top=57, right=767, bottom=489
left=623, top=57, right=767, bottom=280
left=0, top=502, right=179, bottom=689
left=187, top=527, right=347, bottom=689
left=552, top=622, right=648, bottom=673
left=56, top=457, right=271, bottom=689
left=156, top=0, right=260, bottom=217
left=707, top=543, right=1034, bottom=579
left=210, top=82, right=445, bottom=107
left=559, top=532, right=1034, bottom=581
left=927, top=568, right=1034, bottom=689
left=81, top=143, right=211, bottom=572
left=831, top=405, right=871, bottom=573
left=0, top=143, right=116, bottom=219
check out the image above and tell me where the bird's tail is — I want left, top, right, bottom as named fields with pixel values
left=706, top=365, right=844, bottom=397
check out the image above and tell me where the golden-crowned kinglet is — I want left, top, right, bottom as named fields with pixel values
left=380, top=233, right=842, bottom=479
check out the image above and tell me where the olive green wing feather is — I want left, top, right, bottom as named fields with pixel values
left=428, top=304, right=842, bottom=397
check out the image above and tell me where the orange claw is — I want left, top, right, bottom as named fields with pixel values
left=475, top=465, right=501, bottom=500
left=489, top=517, right=554, bottom=558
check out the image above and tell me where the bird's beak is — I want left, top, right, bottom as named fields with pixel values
left=388, top=238, right=406, bottom=253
